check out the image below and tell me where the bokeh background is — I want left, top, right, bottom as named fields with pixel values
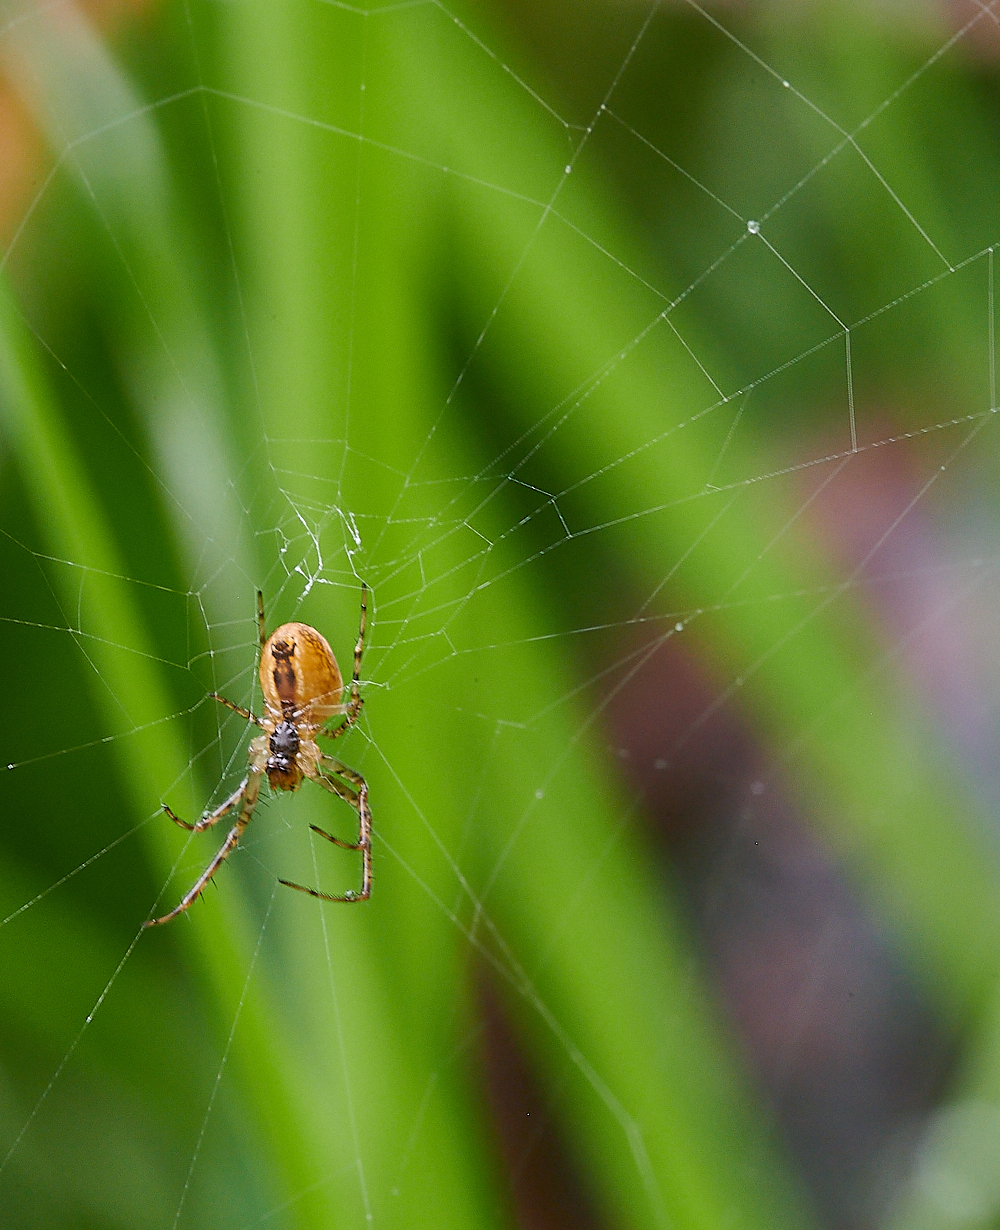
left=2, top=1, right=1000, bottom=1228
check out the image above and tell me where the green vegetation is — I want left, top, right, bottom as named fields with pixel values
left=2, top=2, right=1000, bottom=1227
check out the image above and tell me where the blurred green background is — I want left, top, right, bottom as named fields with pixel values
left=2, top=1, right=1000, bottom=1227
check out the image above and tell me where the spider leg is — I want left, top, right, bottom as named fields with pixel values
left=320, top=754, right=365, bottom=791
left=144, top=772, right=262, bottom=927
left=209, top=693, right=263, bottom=726
left=163, top=776, right=248, bottom=832
left=308, top=823, right=360, bottom=852
left=277, top=876, right=367, bottom=903
left=319, top=583, right=366, bottom=741
left=280, top=768, right=371, bottom=902
left=309, top=768, right=362, bottom=847
left=256, top=590, right=267, bottom=651
left=204, top=592, right=266, bottom=727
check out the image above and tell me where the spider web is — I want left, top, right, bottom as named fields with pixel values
left=1, top=1, right=1000, bottom=1228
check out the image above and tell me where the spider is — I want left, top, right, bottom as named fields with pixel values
left=145, top=586, right=371, bottom=927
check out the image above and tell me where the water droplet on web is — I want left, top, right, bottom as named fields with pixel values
left=675, top=622, right=683, bottom=632
left=750, top=780, right=765, bottom=796
left=565, top=165, right=572, bottom=174
left=535, top=789, right=544, bottom=800
left=782, top=79, right=790, bottom=88
left=747, top=220, right=760, bottom=235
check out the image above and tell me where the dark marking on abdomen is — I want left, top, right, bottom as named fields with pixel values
left=270, top=639, right=297, bottom=712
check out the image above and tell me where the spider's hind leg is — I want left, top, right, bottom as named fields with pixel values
left=256, top=590, right=267, bottom=651
left=209, top=693, right=262, bottom=726
left=320, top=584, right=367, bottom=741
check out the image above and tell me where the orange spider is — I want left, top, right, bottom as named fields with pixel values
left=145, top=587, right=369, bottom=927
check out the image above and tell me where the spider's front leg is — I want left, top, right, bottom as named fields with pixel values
left=162, top=776, right=248, bottom=832
left=145, top=770, right=263, bottom=927
left=279, top=757, right=372, bottom=902
left=308, top=778, right=372, bottom=902
left=163, top=732, right=268, bottom=833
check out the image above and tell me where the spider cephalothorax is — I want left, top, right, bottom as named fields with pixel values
left=146, top=587, right=371, bottom=927
left=267, top=719, right=301, bottom=784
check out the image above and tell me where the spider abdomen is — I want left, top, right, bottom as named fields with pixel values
left=260, top=622, right=343, bottom=724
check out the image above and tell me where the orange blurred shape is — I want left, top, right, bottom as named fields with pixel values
left=0, top=0, right=155, bottom=245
